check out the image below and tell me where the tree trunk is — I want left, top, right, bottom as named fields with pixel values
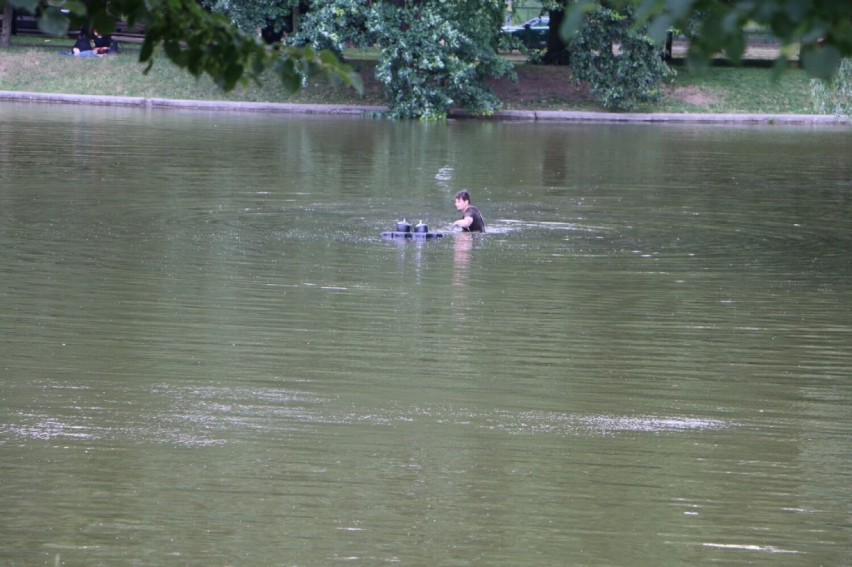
left=1, top=3, right=14, bottom=48
left=541, top=8, right=570, bottom=65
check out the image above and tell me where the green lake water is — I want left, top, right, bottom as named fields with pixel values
left=1, top=103, right=850, bottom=566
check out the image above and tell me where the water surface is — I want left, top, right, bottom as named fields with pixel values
left=1, top=103, right=850, bottom=566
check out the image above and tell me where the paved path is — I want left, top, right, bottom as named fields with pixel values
left=1, top=90, right=849, bottom=125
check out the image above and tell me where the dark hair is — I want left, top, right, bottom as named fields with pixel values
left=454, top=190, right=471, bottom=203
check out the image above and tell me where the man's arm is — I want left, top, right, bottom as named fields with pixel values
left=454, top=215, right=474, bottom=229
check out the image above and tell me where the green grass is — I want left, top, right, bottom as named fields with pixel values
left=0, top=35, right=817, bottom=114
left=655, top=63, right=814, bottom=114
left=0, top=37, right=388, bottom=105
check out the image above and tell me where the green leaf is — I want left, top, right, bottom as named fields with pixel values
left=222, top=63, right=244, bottom=91
left=38, top=7, right=69, bottom=37
left=801, top=46, right=842, bottom=81
left=8, top=0, right=39, bottom=13
left=139, top=38, right=155, bottom=63
left=277, top=59, right=302, bottom=92
left=784, top=0, right=810, bottom=21
left=561, top=1, right=597, bottom=41
left=346, top=71, right=364, bottom=94
left=725, top=32, right=746, bottom=63
left=90, top=10, right=118, bottom=36
left=666, top=0, right=696, bottom=20
left=647, top=15, right=673, bottom=44
left=633, top=0, right=660, bottom=22
left=63, top=0, right=88, bottom=17
left=770, top=54, right=790, bottom=80
left=164, top=41, right=184, bottom=65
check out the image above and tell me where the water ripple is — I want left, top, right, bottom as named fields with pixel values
left=1, top=384, right=733, bottom=447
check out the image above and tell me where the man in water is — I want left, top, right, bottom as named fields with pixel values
left=452, top=190, right=485, bottom=232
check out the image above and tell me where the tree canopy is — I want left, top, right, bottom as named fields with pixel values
left=200, top=0, right=299, bottom=40
left=563, top=0, right=852, bottom=79
left=4, top=0, right=849, bottom=117
left=287, top=0, right=511, bottom=119
left=568, top=5, right=674, bottom=110
left=4, top=0, right=362, bottom=93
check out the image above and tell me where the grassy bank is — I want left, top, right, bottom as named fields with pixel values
left=0, top=36, right=817, bottom=114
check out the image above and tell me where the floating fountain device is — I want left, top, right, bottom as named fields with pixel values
left=382, top=219, right=444, bottom=239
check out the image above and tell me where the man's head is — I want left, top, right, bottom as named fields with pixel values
left=454, top=190, right=472, bottom=212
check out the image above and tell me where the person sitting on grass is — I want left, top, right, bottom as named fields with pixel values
left=93, top=28, right=118, bottom=55
left=72, top=31, right=101, bottom=58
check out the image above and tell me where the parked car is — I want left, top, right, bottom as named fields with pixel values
left=501, top=16, right=549, bottom=49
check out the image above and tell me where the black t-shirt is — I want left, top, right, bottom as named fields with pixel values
left=73, top=36, right=92, bottom=52
left=463, top=206, right=485, bottom=232
left=93, top=35, right=111, bottom=49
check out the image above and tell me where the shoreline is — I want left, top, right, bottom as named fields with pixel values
left=1, top=90, right=849, bottom=125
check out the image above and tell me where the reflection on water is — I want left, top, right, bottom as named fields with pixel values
left=452, top=232, right=472, bottom=287
left=452, top=233, right=474, bottom=325
left=1, top=104, right=851, bottom=567
left=2, top=379, right=732, bottom=448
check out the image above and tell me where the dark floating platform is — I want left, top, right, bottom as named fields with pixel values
left=382, top=231, right=444, bottom=239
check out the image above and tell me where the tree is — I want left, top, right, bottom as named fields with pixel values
left=1, top=2, right=13, bottom=49
left=201, top=0, right=303, bottom=42
left=293, top=0, right=512, bottom=119
left=534, top=1, right=673, bottom=110
left=811, top=59, right=852, bottom=116
left=541, top=1, right=571, bottom=65
left=569, top=5, right=674, bottom=110
left=370, top=2, right=507, bottom=119
left=374, top=0, right=512, bottom=119
left=288, top=0, right=373, bottom=57
left=563, top=0, right=852, bottom=80
left=3, top=0, right=362, bottom=93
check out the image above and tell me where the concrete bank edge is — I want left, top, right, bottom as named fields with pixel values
left=1, top=90, right=849, bottom=125
left=0, top=91, right=389, bottom=115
